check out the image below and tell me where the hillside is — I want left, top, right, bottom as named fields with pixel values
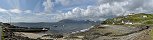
left=102, top=13, right=153, bottom=25
left=68, top=13, right=153, bottom=40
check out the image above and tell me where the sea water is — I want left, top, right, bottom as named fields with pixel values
left=11, top=22, right=100, bottom=34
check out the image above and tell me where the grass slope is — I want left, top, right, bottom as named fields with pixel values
left=102, top=13, right=153, bottom=25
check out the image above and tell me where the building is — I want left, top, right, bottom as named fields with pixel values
left=122, top=20, right=133, bottom=24
left=142, top=15, right=147, bottom=18
left=128, top=13, right=135, bottom=15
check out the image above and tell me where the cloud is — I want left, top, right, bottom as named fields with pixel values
left=43, top=0, right=55, bottom=13
left=0, top=8, right=33, bottom=22
left=53, top=2, right=126, bottom=21
left=2, top=0, right=153, bottom=22
left=50, top=0, right=153, bottom=21
left=0, top=8, right=7, bottom=13
left=0, top=8, right=32, bottom=14
left=24, top=10, right=32, bottom=13
left=10, top=9, right=22, bottom=13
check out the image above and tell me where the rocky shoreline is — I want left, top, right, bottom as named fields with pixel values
left=1, top=22, right=152, bottom=40
left=1, top=23, right=53, bottom=40
left=68, top=25, right=152, bottom=40
left=1, top=23, right=85, bottom=40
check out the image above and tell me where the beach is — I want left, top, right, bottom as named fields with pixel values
left=14, top=32, right=46, bottom=39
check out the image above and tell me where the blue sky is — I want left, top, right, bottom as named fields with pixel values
left=0, top=0, right=153, bottom=23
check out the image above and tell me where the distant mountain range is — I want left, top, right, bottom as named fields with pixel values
left=12, top=19, right=101, bottom=24
left=58, top=19, right=100, bottom=23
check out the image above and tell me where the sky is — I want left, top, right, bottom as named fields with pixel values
left=0, top=0, right=153, bottom=23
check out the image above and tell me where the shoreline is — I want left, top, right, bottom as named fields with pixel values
left=12, top=25, right=96, bottom=39
left=1, top=23, right=87, bottom=40
left=2, top=22, right=153, bottom=40
left=14, top=32, right=47, bottom=39
left=71, top=26, right=94, bottom=34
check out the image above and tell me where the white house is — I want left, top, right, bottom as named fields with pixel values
left=142, top=15, right=147, bottom=18
left=122, top=20, right=133, bottom=24
left=128, top=13, right=135, bottom=15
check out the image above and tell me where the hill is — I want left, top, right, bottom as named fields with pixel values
left=102, top=13, right=153, bottom=25
left=68, top=13, right=153, bottom=40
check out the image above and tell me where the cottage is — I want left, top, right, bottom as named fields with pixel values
left=128, top=13, right=135, bottom=15
left=122, top=20, right=133, bottom=24
left=142, top=15, right=147, bottom=18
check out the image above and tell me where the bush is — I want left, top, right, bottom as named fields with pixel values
left=143, top=20, right=153, bottom=24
